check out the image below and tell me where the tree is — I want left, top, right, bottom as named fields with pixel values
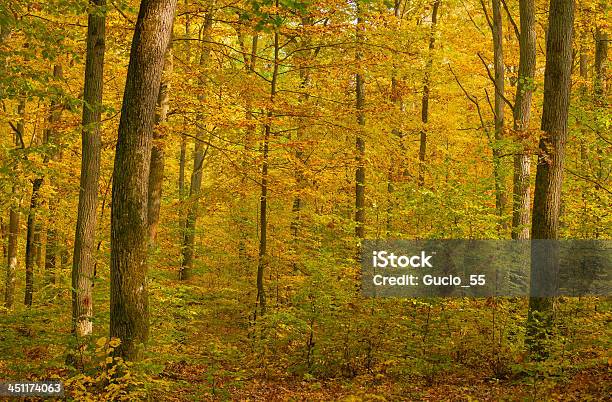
left=355, top=0, right=366, bottom=242
left=24, top=176, right=42, bottom=306
left=511, top=0, right=536, bottom=240
left=110, top=0, right=177, bottom=360
left=490, top=0, right=508, bottom=230
left=255, top=0, right=281, bottom=317
left=44, top=64, right=64, bottom=285
left=593, top=26, right=607, bottom=106
left=180, top=9, right=213, bottom=281
left=418, top=0, right=440, bottom=188
left=72, top=0, right=106, bottom=338
left=526, top=0, right=575, bottom=358
left=148, top=44, right=173, bottom=245
left=4, top=100, right=24, bottom=309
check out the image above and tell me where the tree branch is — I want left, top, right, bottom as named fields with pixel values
left=477, top=52, right=515, bottom=111
left=500, top=0, right=520, bottom=41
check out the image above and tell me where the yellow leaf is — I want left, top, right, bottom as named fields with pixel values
left=96, top=337, right=106, bottom=348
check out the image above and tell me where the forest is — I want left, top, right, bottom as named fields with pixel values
left=0, top=0, right=610, bottom=400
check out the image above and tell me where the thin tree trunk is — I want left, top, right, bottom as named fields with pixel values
left=491, top=0, right=508, bottom=231
left=290, top=16, right=313, bottom=271
left=5, top=99, right=25, bottom=309
left=511, top=0, right=536, bottom=240
left=180, top=10, right=213, bottom=281
left=355, top=0, right=366, bottom=242
left=526, top=0, right=574, bottom=359
left=418, top=0, right=440, bottom=188
left=1, top=219, right=6, bottom=260
left=148, top=44, right=173, bottom=245
left=236, top=31, right=258, bottom=263
left=178, top=2, right=189, bottom=237
left=110, top=0, right=177, bottom=360
left=24, top=178, right=42, bottom=306
left=5, top=208, right=19, bottom=309
left=387, top=0, right=403, bottom=236
left=72, top=0, right=105, bottom=339
left=256, top=19, right=280, bottom=318
left=44, top=64, right=63, bottom=285
left=593, top=27, right=607, bottom=106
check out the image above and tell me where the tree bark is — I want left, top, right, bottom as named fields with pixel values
left=110, top=0, right=177, bottom=360
left=72, top=0, right=106, bottom=339
left=148, top=44, right=173, bottom=245
left=418, top=0, right=440, bottom=188
left=180, top=10, right=213, bottom=281
left=526, top=0, right=574, bottom=359
left=511, top=0, right=536, bottom=240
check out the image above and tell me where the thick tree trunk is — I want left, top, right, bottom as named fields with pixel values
left=355, top=1, right=366, bottom=242
left=526, top=0, right=574, bottom=359
left=511, top=0, right=536, bottom=240
left=110, top=0, right=177, bottom=360
left=256, top=23, right=280, bottom=318
left=180, top=11, right=213, bottom=281
left=491, top=0, right=508, bottom=231
left=418, top=0, right=440, bottom=188
left=148, top=45, right=173, bottom=245
left=72, top=0, right=105, bottom=339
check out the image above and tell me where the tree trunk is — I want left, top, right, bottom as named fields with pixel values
left=110, top=0, right=177, bottom=360
left=5, top=208, right=19, bottom=309
left=593, top=27, right=607, bottom=106
left=5, top=99, right=25, bottom=309
left=180, top=10, right=213, bottom=281
left=24, top=178, right=43, bottom=306
left=256, top=20, right=280, bottom=318
left=387, top=0, right=403, bottom=236
left=355, top=1, right=366, bottom=242
left=511, top=0, right=536, bottom=240
left=1, top=219, right=6, bottom=260
left=290, top=16, right=313, bottom=272
left=491, top=0, right=508, bottom=231
left=236, top=31, right=258, bottom=263
left=418, top=0, right=440, bottom=188
left=178, top=3, right=189, bottom=239
left=72, top=0, right=106, bottom=339
left=44, top=64, right=63, bottom=285
left=526, top=0, right=574, bottom=359
left=148, top=44, right=173, bottom=245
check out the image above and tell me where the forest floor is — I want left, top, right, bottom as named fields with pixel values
left=1, top=258, right=610, bottom=401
